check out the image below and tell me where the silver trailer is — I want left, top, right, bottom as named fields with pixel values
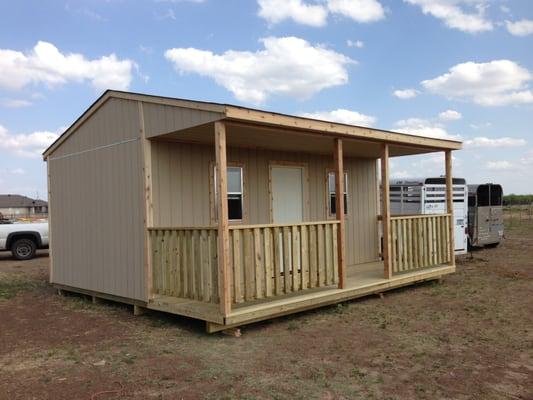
left=467, top=184, right=504, bottom=248
left=390, top=177, right=468, bottom=255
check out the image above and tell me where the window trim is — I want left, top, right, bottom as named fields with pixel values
left=326, top=169, right=349, bottom=219
left=209, top=161, right=247, bottom=224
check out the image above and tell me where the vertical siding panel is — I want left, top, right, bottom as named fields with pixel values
left=201, top=147, right=210, bottom=226
left=258, top=149, right=269, bottom=224
left=347, top=159, right=354, bottom=265
left=49, top=99, right=145, bottom=301
left=133, top=135, right=143, bottom=299
left=192, top=146, right=202, bottom=226
left=183, top=144, right=194, bottom=226
left=151, top=142, right=160, bottom=226
left=349, top=159, right=357, bottom=265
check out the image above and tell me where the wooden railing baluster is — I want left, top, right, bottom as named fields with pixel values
left=389, top=214, right=452, bottom=275
left=148, top=221, right=342, bottom=305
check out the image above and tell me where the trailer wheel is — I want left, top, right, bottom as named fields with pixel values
left=11, top=238, right=37, bottom=260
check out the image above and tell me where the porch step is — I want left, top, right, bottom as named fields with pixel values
left=148, top=295, right=223, bottom=324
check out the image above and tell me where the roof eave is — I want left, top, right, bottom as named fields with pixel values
left=223, top=105, right=462, bottom=151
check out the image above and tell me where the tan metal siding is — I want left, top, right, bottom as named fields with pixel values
left=143, top=103, right=223, bottom=138
left=48, top=98, right=146, bottom=301
left=151, top=142, right=379, bottom=265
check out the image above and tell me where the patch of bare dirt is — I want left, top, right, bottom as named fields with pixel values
left=0, top=226, right=532, bottom=399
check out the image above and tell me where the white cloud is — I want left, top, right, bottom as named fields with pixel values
left=64, top=4, right=108, bottom=22
left=327, top=0, right=385, bottom=23
left=301, top=109, right=376, bottom=126
left=0, top=41, right=135, bottom=91
left=422, top=60, right=533, bottom=106
left=155, top=8, right=176, bottom=20
left=394, top=118, right=460, bottom=140
left=139, top=45, right=154, bottom=55
left=500, top=5, right=511, bottom=15
left=165, top=36, right=354, bottom=104
left=257, top=0, right=385, bottom=26
left=520, top=150, right=533, bottom=166
left=464, top=136, right=527, bottom=148
left=10, top=168, right=25, bottom=175
left=393, top=88, right=420, bottom=99
left=1, top=99, right=32, bottom=108
left=404, top=0, right=493, bottom=33
left=438, top=109, right=462, bottom=120
left=347, top=39, right=364, bottom=48
left=257, top=0, right=328, bottom=27
left=469, top=122, right=491, bottom=130
left=0, top=124, right=59, bottom=158
left=391, top=170, right=411, bottom=179
left=506, top=19, right=533, bottom=36
left=486, top=160, right=513, bottom=170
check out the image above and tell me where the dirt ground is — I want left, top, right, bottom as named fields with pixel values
left=1, top=225, right=532, bottom=400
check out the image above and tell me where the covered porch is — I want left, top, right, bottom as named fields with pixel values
left=138, top=100, right=461, bottom=330
left=147, top=259, right=454, bottom=332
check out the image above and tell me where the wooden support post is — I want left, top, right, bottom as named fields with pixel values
left=133, top=305, right=147, bottom=316
left=221, top=327, right=242, bottom=337
left=139, top=101, right=154, bottom=300
left=445, top=151, right=455, bottom=267
left=381, top=144, right=392, bottom=279
left=334, top=139, right=346, bottom=289
left=215, top=121, right=231, bottom=317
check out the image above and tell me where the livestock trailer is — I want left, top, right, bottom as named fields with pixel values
left=390, top=177, right=468, bottom=255
left=43, top=90, right=462, bottom=332
left=467, top=184, right=504, bottom=247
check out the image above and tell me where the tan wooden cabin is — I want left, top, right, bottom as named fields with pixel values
left=43, top=90, right=462, bottom=332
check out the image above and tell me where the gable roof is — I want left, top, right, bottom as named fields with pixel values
left=0, top=194, right=48, bottom=208
left=43, top=90, right=462, bottom=158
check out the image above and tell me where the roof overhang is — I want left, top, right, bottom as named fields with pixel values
left=223, top=105, right=462, bottom=152
left=43, top=90, right=462, bottom=159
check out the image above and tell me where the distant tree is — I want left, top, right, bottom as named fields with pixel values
left=504, top=194, right=533, bottom=205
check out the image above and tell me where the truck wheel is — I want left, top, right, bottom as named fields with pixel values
left=11, top=238, right=37, bottom=260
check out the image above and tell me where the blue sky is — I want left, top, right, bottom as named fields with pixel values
left=1, top=0, right=532, bottom=199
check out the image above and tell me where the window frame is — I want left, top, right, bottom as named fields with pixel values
left=210, top=162, right=247, bottom=224
left=326, top=169, right=349, bottom=218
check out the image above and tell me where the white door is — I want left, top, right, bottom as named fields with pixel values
left=454, top=218, right=466, bottom=251
left=271, top=166, right=304, bottom=223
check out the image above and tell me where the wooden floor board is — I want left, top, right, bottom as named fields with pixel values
left=148, top=261, right=455, bottom=329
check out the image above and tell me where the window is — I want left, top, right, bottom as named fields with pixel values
left=477, top=185, right=490, bottom=207
left=490, top=185, right=502, bottom=206
left=214, top=166, right=244, bottom=221
left=328, top=171, right=348, bottom=216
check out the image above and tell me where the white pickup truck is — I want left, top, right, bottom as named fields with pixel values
left=0, top=221, right=49, bottom=260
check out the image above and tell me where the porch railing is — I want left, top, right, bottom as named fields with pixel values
left=229, top=221, right=339, bottom=304
left=149, top=221, right=340, bottom=306
left=390, top=214, right=451, bottom=274
left=149, top=227, right=219, bottom=303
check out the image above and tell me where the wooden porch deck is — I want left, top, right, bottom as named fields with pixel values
left=147, top=261, right=455, bottom=331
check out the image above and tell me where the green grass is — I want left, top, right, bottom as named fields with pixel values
left=0, top=273, right=46, bottom=300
